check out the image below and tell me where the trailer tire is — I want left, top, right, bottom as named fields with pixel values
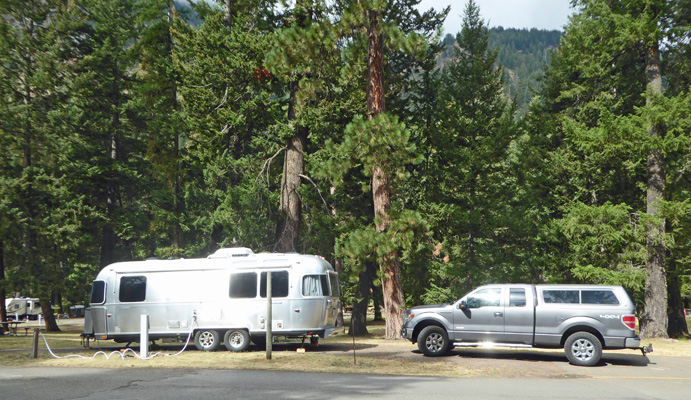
left=194, top=330, right=221, bottom=351
left=224, top=330, right=250, bottom=352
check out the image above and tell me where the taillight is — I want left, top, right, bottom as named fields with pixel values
left=622, top=315, right=636, bottom=330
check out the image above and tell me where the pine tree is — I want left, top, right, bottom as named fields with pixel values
left=537, top=0, right=691, bottom=338
left=0, top=0, right=89, bottom=331
left=427, top=0, right=515, bottom=293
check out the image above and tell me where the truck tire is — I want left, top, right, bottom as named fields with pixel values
left=224, top=330, right=250, bottom=352
left=564, top=331, right=602, bottom=366
left=194, top=330, right=221, bottom=351
left=418, top=326, right=451, bottom=357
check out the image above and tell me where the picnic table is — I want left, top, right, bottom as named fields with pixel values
left=0, top=320, right=27, bottom=336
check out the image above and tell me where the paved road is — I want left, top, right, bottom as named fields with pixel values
left=0, top=355, right=688, bottom=400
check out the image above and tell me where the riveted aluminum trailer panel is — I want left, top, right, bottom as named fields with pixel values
left=82, top=248, right=343, bottom=351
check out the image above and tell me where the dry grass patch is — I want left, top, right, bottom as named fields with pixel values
left=15, top=347, right=476, bottom=377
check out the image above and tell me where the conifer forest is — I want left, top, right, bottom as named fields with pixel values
left=1, top=0, right=689, bottom=338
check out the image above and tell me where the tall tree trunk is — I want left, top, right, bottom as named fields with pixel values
left=100, top=130, right=117, bottom=268
left=223, top=0, right=232, bottom=29
left=275, top=81, right=305, bottom=252
left=667, top=259, right=689, bottom=338
left=367, top=9, right=403, bottom=340
left=349, top=261, right=375, bottom=336
left=169, top=2, right=181, bottom=250
left=101, top=45, right=121, bottom=268
left=40, top=299, right=60, bottom=332
left=275, top=2, right=313, bottom=253
left=640, top=43, right=668, bottom=339
left=334, top=258, right=345, bottom=328
left=372, top=282, right=383, bottom=321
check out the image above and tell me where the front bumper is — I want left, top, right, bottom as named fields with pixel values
left=401, top=327, right=414, bottom=341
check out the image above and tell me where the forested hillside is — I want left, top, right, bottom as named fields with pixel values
left=441, top=27, right=562, bottom=114
left=1, top=0, right=689, bottom=339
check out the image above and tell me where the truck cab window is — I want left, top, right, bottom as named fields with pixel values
left=467, top=288, right=502, bottom=308
left=509, top=288, right=526, bottom=307
left=260, top=271, right=289, bottom=298
left=119, top=276, right=146, bottom=302
left=229, top=272, right=257, bottom=298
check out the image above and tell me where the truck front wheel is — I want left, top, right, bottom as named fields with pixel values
left=418, top=326, right=451, bottom=357
left=564, top=332, right=602, bottom=366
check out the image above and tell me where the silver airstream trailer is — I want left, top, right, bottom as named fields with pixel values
left=82, top=248, right=342, bottom=351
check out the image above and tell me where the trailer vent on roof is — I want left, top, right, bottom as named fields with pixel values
left=208, top=247, right=255, bottom=259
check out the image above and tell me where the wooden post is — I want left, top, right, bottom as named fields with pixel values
left=31, top=328, right=39, bottom=359
left=266, top=271, right=272, bottom=360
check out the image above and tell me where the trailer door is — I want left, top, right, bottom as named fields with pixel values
left=89, top=280, right=108, bottom=338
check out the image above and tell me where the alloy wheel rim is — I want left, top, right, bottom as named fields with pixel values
left=571, top=339, right=594, bottom=360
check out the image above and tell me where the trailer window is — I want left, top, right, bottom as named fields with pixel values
left=302, top=275, right=330, bottom=297
left=119, top=276, right=147, bottom=302
left=229, top=272, right=257, bottom=298
left=260, top=271, right=289, bottom=298
left=581, top=290, right=619, bottom=305
left=90, top=280, right=106, bottom=304
left=329, top=274, right=340, bottom=297
left=542, top=290, right=579, bottom=304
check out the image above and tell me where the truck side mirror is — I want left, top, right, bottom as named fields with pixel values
left=458, top=300, right=467, bottom=310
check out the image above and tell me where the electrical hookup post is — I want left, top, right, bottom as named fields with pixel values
left=266, top=271, right=272, bottom=360
left=141, top=315, right=150, bottom=359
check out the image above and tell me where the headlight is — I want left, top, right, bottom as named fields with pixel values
left=403, top=311, right=414, bottom=324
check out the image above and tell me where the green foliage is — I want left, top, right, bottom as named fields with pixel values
left=1, top=0, right=689, bottom=335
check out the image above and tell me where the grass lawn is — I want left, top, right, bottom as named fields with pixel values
left=1, top=316, right=689, bottom=376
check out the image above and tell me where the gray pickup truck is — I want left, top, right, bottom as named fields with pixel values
left=401, top=284, right=651, bottom=366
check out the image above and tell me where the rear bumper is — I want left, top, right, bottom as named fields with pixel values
left=624, top=337, right=641, bottom=348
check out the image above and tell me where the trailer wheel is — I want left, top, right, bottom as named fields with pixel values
left=224, top=330, right=250, bottom=352
left=194, top=330, right=221, bottom=351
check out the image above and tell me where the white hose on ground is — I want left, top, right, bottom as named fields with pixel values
left=40, top=329, right=194, bottom=360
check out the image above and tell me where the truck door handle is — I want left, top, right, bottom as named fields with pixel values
left=494, top=312, right=503, bottom=317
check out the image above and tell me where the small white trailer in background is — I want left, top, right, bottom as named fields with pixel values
left=6, top=298, right=42, bottom=320
left=82, top=248, right=343, bottom=351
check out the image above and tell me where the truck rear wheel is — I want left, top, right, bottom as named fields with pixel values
left=418, top=326, right=450, bottom=357
left=194, top=330, right=221, bottom=351
left=224, top=330, right=250, bottom=352
left=564, top=332, right=602, bottom=366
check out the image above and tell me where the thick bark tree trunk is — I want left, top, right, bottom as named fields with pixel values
left=640, top=43, right=668, bottom=339
left=333, top=258, right=345, bottom=328
left=169, top=1, right=181, bottom=250
left=366, top=9, right=403, bottom=340
left=100, top=131, right=117, bottom=268
left=349, top=262, right=375, bottom=336
left=276, top=81, right=305, bottom=252
left=101, top=46, right=121, bottom=268
left=667, top=260, right=689, bottom=338
left=40, top=299, right=60, bottom=332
